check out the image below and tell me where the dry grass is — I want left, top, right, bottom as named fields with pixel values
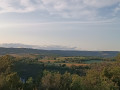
left=39, top=60, right=89, bottom=67
left=39, top=60, right=56, bottom=63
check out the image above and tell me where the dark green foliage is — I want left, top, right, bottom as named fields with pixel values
left=23, top=77, right=34, bottom=90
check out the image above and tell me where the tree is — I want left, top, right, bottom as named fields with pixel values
left=60, top=72, right=72, bottom=90
left=0, top=72, right=23, bottom=90
left=71, top=74, right=83, bottom=90
left=116, top=54, right=120, bottom=61
left=82, top=65, right=119, bottom=90
left=24, top=77, right=34, bottom=90
left=103, top=65, right=120, bottom=89
left=41, top=71, right=61, bottom=90
left=5, top=72, right=23, bottom=90
left=0, top=55, right=15, bottom=74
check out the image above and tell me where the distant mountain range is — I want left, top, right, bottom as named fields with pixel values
left=0, top=44, right=119, bottom=57
left=0, top=43, right=77, bottom=50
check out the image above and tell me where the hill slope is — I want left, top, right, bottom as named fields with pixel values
left=0, top=47, right=119, bottom=57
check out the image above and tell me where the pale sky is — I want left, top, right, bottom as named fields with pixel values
left=0, top=0, right=120, bottom=51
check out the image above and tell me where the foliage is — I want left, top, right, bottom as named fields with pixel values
left=0, top=54, right=120, bottom=90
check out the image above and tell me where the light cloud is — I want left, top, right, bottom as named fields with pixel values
left=83, top=0, right=120, bottom=8
left=114, top=3, right=120, bottom=14
left=0, top=0, right=120, bottom=20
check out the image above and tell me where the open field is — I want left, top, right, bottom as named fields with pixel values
left=39, top=60, right=56, bottom=63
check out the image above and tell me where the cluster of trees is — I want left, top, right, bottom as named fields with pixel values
left=54, top=56, right=107, bottom=64
left=0, top=54, right=120, bottom=90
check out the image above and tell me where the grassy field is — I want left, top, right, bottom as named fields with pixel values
left=39, top=60, right=56, bottom=63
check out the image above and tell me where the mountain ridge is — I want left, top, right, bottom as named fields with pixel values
left=0, top=47, right=119, bottom=57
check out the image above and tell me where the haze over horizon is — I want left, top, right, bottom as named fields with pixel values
left=0, top=0, right=120, bottom=51
left=0, top=43, right=120, bottom=51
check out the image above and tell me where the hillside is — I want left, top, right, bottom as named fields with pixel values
left=0, top=47, right=119, bottom=57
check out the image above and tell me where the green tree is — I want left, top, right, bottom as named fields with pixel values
left=5, top=72, right=23, bottom=90
left=0, top=55, right=15, bottom=74
left=60, top=72, right=72, bottom=90
left=83, top=66, right=119, bottom=90
left=41, top=71, right=61, bottom=90
left=103, top=65, right=120, bottom=89
left=24, top=77, right=34, bottom=90
left=71, top=74, right=83, bottom=90
left=116, top=54, right=120, bottom=61
left=0, top=72, right=23, bottom=90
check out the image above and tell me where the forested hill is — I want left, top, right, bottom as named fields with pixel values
left=0, top=47, right=119, bottom=57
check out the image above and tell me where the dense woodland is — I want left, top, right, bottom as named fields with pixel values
left=0, top=53, right=120, bottom=90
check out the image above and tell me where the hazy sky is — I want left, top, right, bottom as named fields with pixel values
left=0, top=0, right=120, bottom=51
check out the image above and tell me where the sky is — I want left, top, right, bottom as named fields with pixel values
left=0, top=0, right=120, bottom=51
